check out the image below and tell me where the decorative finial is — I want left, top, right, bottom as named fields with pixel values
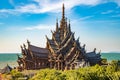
left=17, top=54, right=20, bottom=59
left=83, top=44, right=86, bottom=48
left=51, top=30, right=54, bottom=34
left=69, top=19, right=71, bottom=27
left=66, top=17, right=67, bottom=21
left=62, top=3, right=65, bottom=19
left=56, top=18, right=58, bottom=31
left=93, top=48, right=96, bottom=53
left=56, top=18, right=58, bottom=22
left=68, top=20, right=71, bottom=32
left=23, top=44, right=26, bottom=48
left=20, top=45, right=23, bottom=49
left=77, top=37, right=80, bottom=41
left=27, top=39, right=30, bottom=45
left=98, top=50, right=101, bottom=54
left=45, top=35, right=49, bottom=40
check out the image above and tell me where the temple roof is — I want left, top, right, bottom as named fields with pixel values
left=86, top=52, right=100, bottom=58
left=33, top=53, right=48, bottom=58
left=0, top=64, right=12, bottom=74
left=29, top=45, right=48, bottom=54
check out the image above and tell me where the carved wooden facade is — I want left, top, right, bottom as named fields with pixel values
left=17, top=40, right=49, bottom=70
left=46, top=4, right=101, bottom=70
left=17, top=4, right=101, bottom=70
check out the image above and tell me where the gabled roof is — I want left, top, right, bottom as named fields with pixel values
left=0, top=65, right=12, bottom=74
left=29, top=45, right=49, bottom=54
left=86, top=52, right=101, bottom=58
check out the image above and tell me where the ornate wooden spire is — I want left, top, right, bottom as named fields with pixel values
left=46, top=4, right=101, bottom=70
left=69, top=20, right=71, bottom=30
left=27, top=39, right=30, bottom=45
left=56, top=18, right=58, bottom=31
left=62, top=3, right=65, bottom=19
left=23, top=44, right=26, bottom=48
left=17, top=54, right=21, bottom=59
left=18, top=4, right=101, bottom=71
left=69, top=20, right=70, bottom=27
left=98, top=50, right=101, bottom=54
left=60, top=4, right=66, bottom=29
left=20, top=45, right=23, bottom=49
left=45, top=35, right=49, bottom=40
left=93, top=48, right=96, bottom=53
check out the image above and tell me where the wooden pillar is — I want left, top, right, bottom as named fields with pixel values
left=58, top=61, right=60, bottom=70
left=24, top=62, right=26, bottom=70
left=50, top=61, right=52, bottom=68
left=56, top=62, right=58, bottom=70
left=20, top=63, right=23, bottom=69
left=70, top=64, right=73, bottom=70
left=35, top=62, right=37, bottom=69
left=35, top=62, right=36, bottom=69
left=73, top=64, right=75, bottom=69
left=28, top=62, right=29, bottom=69
left=54, top=62, right=57, bottom=69
left=29, top=62, right=31, bottom=69
left=27, top=62, right=29, bottom=69
left=31, top=63, right=33, bottom=69
left=61, top=61, right=63, bottom=70
left=44, top=61, right=45, bottom=67
left=65, top=64, right=68, bottom=70
left=26, top=62, right=28, bottom=70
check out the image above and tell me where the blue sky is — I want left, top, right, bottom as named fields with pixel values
left=0, top=0, right=120, bottom=53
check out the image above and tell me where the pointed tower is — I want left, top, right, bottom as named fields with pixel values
left=62, top=4, right=65, bottom=19
left=59, top=4, right=67, bottom=40
left=56, top=18, right=59, bottom=31
left=46, top=4, right=85, bottom=70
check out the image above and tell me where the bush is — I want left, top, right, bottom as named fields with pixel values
left=30, top=69, right=66, bottom=80
left=101, top=58, right=107, bottom=64
left=10, top=70, right=24, bottom=80
left=1, top=60, right=115, bottom=80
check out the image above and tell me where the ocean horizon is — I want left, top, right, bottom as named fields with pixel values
left=0, top=53, right=120, bottom=69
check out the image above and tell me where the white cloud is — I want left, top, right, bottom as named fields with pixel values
left=31, top=0, right=101, bottom=13
left=101, top=10, right=113, bottom=14
left=0, top=9, right=15, bottom=14
left=0, top=0, right=101, bottom=14
left=0, top=0, right=120, bottom=15
left=72, top=16, right=93, bottom=25
left=22, top=24, right=54, bottom=31
left=79, top=16, right=93, bottom=20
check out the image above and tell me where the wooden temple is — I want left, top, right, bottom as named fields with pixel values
left=17, top=4, right=101, bottom=70
left=17, top=40, right=49, bottom=70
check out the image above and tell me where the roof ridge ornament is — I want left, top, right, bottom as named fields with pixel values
left=62, top=3, right=65, bottom=19
left=27, top=39, right=30, bottom=45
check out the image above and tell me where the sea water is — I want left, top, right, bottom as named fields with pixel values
left=0, top=53, right=120, bottom=69
left=101, top=53, right=120, bottom=61
left=0, top=53, right=19, bottom=69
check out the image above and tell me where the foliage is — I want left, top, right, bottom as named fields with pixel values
left=101, top=58, right=107, bottom=64
left=30, top=69, right=66, bottom=80
left=10, top=69, right=25, bottom=80
left=2, top=60, right=120, bottom=80
left=30, top=60, right=120, bottom=80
